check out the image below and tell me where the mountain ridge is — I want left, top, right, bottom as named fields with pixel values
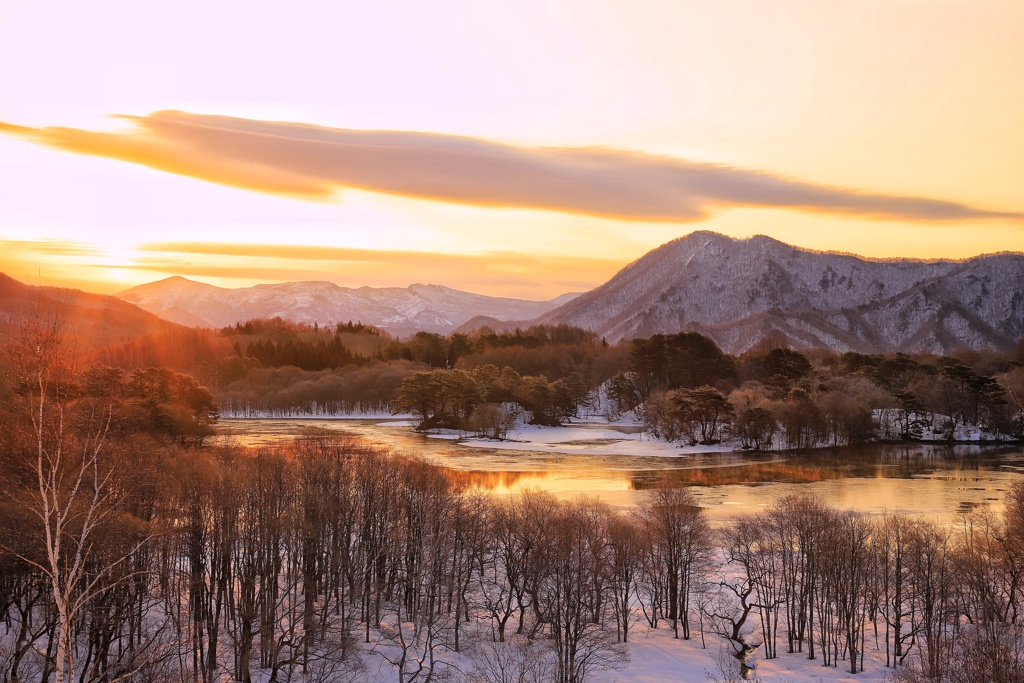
left=0, top=273, right=184, bottom=345
left=115, top=278, right=581, bottom=337
left=88, top=231, right=1024, bottom=353
left=537, top=231, right=1024, bottom=353
left=8, top=230, right=1023, bottom=354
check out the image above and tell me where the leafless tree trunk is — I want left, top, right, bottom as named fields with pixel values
left=4, top=314, right=153, bottom=683
left=635, top=487, right=713, bottom=641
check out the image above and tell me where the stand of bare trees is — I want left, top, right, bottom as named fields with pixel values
left=697, top=487, right=1024, bottom=681
left=4, top=417, right=1024, bottom=682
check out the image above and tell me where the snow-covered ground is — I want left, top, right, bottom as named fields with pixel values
left=451, top=423, right=732, bottom=458
left=428, top=409, right=1021, bottom=459
left=223, top=409, right=1019, bottom=453
left=874, top=408, right=1015, bottom=443
left=222, top=411, right=416, bottom=420
left=592, top=625, right=888, bottom=683
left=352, top=612, right=893, bottom=683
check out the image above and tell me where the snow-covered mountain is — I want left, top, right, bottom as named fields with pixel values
left=537, top=231, right=1024, bottom=354
left=115, top=277, right=579, bottom=337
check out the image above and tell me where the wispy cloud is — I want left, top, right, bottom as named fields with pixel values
left=139, top=242, right=546, bottom=267
left=0, top=238, right=105, bottom=258
left=2, top=111, right=1018, bottom=223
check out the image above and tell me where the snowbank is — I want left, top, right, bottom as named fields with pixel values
left=429, top=422, right=733, bottom=458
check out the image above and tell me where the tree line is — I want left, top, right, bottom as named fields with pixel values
left=609, top=333, right=1024, bottom=448
left=393, top=365, right=592, bottom=432
left=88, top=316, right=1024, bottom=446
left=217, top=322, right=1024, bottom=447
left=206, top=321, right=1024, bottom=446
left=209, top=321, right=627, bottom=418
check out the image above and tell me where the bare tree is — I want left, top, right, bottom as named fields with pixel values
left=3, top=313, right=154, bottom=683
left=635, top=487, right=714, bottom=640
left=476, top=498, right=524, bottom=643
left=606, top=516, right=643, bottom=643
left=763, top=494, right=828, bottom=659
left=725, top=516, right=784, bottom=660
left=464, top=638, right=558, bottom=683
left=540, top=499, right=626, bottom=683
left=876, top=512, right=920, bottom=668
left=702, top=567, right=762, bottom=681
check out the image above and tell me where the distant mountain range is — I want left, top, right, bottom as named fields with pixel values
left=115, top=277, right=579, bottom=337
left=6, top=231, right=1020, bottom=355
left=538, top=231, right=1024, bottom=353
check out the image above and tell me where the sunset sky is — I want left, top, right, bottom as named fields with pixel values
left=1, top=0, right=1022, bottom=300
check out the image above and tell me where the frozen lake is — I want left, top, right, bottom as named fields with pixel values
left=216, top=417, right=1024, bottom=524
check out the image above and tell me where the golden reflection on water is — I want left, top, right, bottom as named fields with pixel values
left=217, top=418, right=1024, bottom=523
left=445, top=466, right=1019, bottom=524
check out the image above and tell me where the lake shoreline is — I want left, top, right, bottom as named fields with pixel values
left=215, top=417, right=1024, bottom=521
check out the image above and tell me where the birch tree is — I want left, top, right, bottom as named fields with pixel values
left=4, top=314, right=153, bottom=683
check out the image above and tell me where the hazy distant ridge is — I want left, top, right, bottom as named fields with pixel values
left=116, top=277, right=578, bottom=337
left=537, top=231, right=1024, bottom=354
left=0, top=272, right=181, bottom=344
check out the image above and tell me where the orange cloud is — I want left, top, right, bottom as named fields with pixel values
left=3, top=111, right=1018, bottom=223
left=0, top=239, right=621, bottom=299
left=141, top=241, right=525, bottom=263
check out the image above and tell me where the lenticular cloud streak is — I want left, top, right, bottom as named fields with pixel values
left=1, top=111, right=1017, bottom=223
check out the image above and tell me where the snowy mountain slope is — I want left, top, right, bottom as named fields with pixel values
left=537, top=231, right=1024, bottom=353
left=116, top=276, right=580, bottom=337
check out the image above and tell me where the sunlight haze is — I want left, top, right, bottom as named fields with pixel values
left=1, top=0, right=1022, bottom=297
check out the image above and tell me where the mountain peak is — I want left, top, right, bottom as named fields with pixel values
left=116, top=275, right=223, bottom=297
left=672, top=231, right=788, bottom=250
left=153, top=275, right=200, bottom=286
left=540, top=233, right=1024, bottom=353
left=745, top=233, right=788, bottom=248
left=672, top=230, right=733, bottom=247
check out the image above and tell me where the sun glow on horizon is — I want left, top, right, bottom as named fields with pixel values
left=1, top=0, right=1022, bottom=297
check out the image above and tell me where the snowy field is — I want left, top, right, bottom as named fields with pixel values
left=350, top=611, right=894, bottom=683
left=588, top=626, right=888, bottom=683
left=460, top=423, right=729, bottom=458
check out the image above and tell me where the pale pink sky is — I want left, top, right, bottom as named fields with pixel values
left=1, top=0, right=1022, bottom=298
